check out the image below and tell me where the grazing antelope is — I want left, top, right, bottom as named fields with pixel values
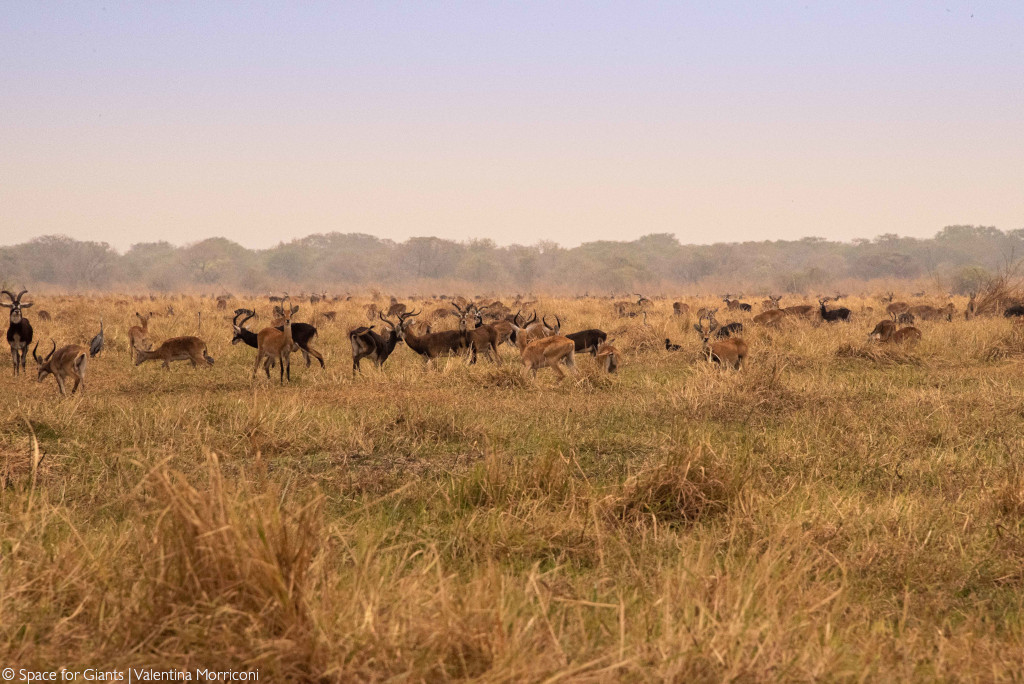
left=819, top=298, right=851, bottom=322
left=349, top=312, right=403, bottom=374
left=253, top=304, right=295, bottom=383
left=753, top=309, right=786, bottom=327
left=868, top=320, right=922, bottom=344
left=595, top=340, right=621, bottom=372
left=134, top=336, right=215, bottom=369
left=521, top=335, right=576, bottom=381
left=565, top=328, right=607, bottom=356
left=38, top=310, right=52, bottom=322
left=34, top=341, right=88, bottom=395
left=694, top=316, right=747, bottom=369
left=2, top=289, right=34, bottom=375
left=665, top=338, right=682, bottom=351
left=673, top=301, right=690, bottom=317
left=128, top=312, right=153, bottom=361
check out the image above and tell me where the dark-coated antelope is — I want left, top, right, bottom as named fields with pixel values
left=819, top=298, right=851, bottom=322
left=399, top=310, right=471, bottom=362
left=521, top=335, right=576, bottom=381
left=565, top=328, right=607, bottom=356
left=34, top=341, right=87, bottom=395
left=694, top=315, right=747, bottom=369
left=349, top=313, right=403, bottom=374
left=233, top=308, right=324, bottom=369
left=135, top=336, right=215, bottom=369
left=2, top=289, right=34, bottom=375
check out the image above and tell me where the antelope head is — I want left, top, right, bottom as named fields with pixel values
left=1, top=289, right=32, bottom=324
left=33, top=339, right=57, bottom=381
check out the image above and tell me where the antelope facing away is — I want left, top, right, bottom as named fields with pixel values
left=595, top=340, right=621, bottom=373
left=34, top=341, right=88, bottom=395
left=134, top=336, right=215, bottom=369
left=521, top=335, right=576, bottom=381
left=694, top=315, right=747, bottom=369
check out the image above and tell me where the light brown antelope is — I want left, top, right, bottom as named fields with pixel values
left=521, top=335, right=576, bottom=381
left=134, top=336, right=214, bottom=369
left=761, top=295, right=782, bottom=310
left=254, top=303, right=295, bottom=383
left=782, top=304, right=816, bottom=319
left=128, top=312, right=153, bottom=361
left=694, top=315, right=747, bottom=369
left=753, top=308, right=786, bottom=327
left=886, top=300, right=911, bottom=317
left=453, top=303, right=500, bottom=364
left=34, top=341, right=87, bottom=395
left=868, top=320, right=922, bottom=344
left=595, top=340, right=621, bottom=373
left=673, top=301, right=690, bottom=317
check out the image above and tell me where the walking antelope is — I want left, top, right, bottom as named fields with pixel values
left=565, top=329, right=607, bottom=356
left=2, top=289, right=34, bottom=375
left=521, top=335, right=576, bottom=381
left=134, top=336, right=215, bottom=369
left=128, top=312, right=153, bottom=361
left=349, top=312, right=404, bottom=374
left=595, top=340, right=621, bottom=373
left=694, top=315, right=747, bottom=369
left=868, top=320, right=922, bottom=344
left=34, top=341, right=87, bottom=395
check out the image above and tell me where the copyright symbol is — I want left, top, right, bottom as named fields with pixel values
left=2, top=668, right=14, bottom=681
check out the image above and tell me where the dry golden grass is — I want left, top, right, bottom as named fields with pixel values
left=3, top=292, right=1024, bottom=680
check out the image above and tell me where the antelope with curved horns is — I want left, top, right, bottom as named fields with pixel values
left=349, top=312, right=404, bottom=374
left=694, top=314, right=747, bottom=369
left=398, top=310, right=471, bottom=363
left=1, top=288, right=34, bottom=375
left=34, top=340, right=88, bottom=395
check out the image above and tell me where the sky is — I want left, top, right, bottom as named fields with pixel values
left=1, top=1, right=1022, bottom=251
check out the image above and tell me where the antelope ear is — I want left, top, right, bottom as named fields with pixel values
left=291, top=305, right=300, bottom=314
left=692, top=324, right=702, bottom=333
left=20, top=301, right=33, bottom=309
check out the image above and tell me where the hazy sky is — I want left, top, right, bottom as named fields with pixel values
left=2, top=1, right=1021, bottom=251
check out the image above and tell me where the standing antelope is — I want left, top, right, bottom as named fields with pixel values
left=253, top=303, right=294, bottom=384
left=694, top=315, right=747, bottom=369
left=521, top=335, right=576, bottom=381
left=398, top=310, right=471, bottom=363
left=134, top=336, right=215, bottom=369
left=128, top=312, right=153, bottom=362
left=34, top=340, right=88, bottom=395
left=349, top=312, right=404, bottom=374
left=2, top=289, right=34, bottom=375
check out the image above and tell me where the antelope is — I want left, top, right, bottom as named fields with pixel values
left=819, top=298, right=851, bottom=322
left=694, top=315, right=747, bottom=369
left=715, top=321, right=744, bottom=338
left=349, top=312, right=403, bottom=374
left=2, top=289, right=34, bottom=375
left=782, top=304, right=816, bottom=318
left=894, top=311, right=915, bottom=325
left=128, top=312, right=153, bottom=361
left=521, top=335, right=576, bottom=381
left=761, top=295, right=782, bottom=310
left=673, top=301, right=689, bottom=317
left=34, top=341, right=88, bottom=395
left=868, top=320, right=922, bottom=344
left=38, top=310, right=52, bottom=321
left=909, top=303, right=956, bottom=321
left=454, top=304, right=500, bottom=364
left=885, top=300, right=911, bottom=317
left=1004, top=305, right=1024, bottom=318
left=398, top=310, right=471, bottom=362
left=386, top=297, right=407, bottom=318
left=234, top=308, right=324, bottom=368
left=595, top=340, right=621, bottom=372
left=723, top=295, right=752, bottom=312
left=511, top=311, right=556, bottom=351
left=134, top=336, right=215, bottom=369
left=753, top=309, right=786, bottom=327
left=253, top=303, right=294, bottom=383
left=565, top=328, right=607, bottom=356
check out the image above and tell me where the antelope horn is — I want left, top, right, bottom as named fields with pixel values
left=45, top=340, right=56, bottom=362
left=16, top=289, right=28, bottom=302
left=32, top=341, right=42, bottom=364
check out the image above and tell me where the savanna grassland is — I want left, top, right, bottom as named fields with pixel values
left=3, top=293, right=1024, bottom=682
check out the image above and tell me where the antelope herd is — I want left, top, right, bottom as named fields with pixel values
left=2, top=287, right=1016, bottom=395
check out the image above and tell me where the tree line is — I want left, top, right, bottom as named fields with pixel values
left=1, top=225, right=1019, bottom=295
